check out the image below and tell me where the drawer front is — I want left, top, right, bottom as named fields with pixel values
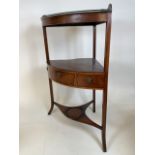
left=77, top=73, right=105, bottom=89
left=49, top=67, right=75, bottom=86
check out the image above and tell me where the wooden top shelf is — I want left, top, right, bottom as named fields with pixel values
left=42, top=8, right=111, bottom=19
left=41, top=4, right=112, bottom=27
left=49, top=58, right=104, bottom=73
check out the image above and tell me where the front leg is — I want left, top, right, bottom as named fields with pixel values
left=48, top=78, right=54, bottom=115
left=102, top=89, right=108, bottom=152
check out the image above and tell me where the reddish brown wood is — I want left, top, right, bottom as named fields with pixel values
left=54, top=101, right=102, bottom=130
left=76, top=73, right=105, bottom=89
left=41, top=8, right=111, bottom=27
left=93, top=25, right=96, bottom=59
left=42, top=27, right=50, bottom=64
left=41, top=4, right=112, bottom=152
left=92, top=25, right=96, bottom=112
left=49, top=58, right=103, bottom=72
left=102, top=4, right=112, bottom=152
left=50, top=66, right=75, bottom=86
left=48, top=78, right=54, bottom=115
left=47, top=58, right=105, bottom=89
left=92, top=90, right=96, bottom=112
left=102, top=89, right=108, bottom=152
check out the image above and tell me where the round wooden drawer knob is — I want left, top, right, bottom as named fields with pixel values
left=56, top=71, right=62, bottom=78
left=85, top=77, right=93, bottom=84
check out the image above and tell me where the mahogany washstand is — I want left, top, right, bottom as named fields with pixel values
left=41, top=4, right=112, bottom=152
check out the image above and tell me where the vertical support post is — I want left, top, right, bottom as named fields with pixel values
left=92, top=25, right=96, bottom=112
left=93, top=25, right=96, bottom=59
left=103, top=14, right=112, bottom=76
left=102, top=5, right=112, bottom=152
left=42, top=26, right=55, bottom=114
left=42, top=26, right=50, bottom=64
left=92, top=90, right=96, bottom=112
left=102, top=88, right=107, bottom=152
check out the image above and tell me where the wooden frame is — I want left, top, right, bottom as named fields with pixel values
left=41, top=4, right=112, bottom=152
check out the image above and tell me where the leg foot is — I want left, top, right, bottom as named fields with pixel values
left=48, top=102, right=54, bottom=115
left=102, top=130, right=107, bottom=152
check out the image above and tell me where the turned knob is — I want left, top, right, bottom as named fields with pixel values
left=85, top=77, right=93, bottom=84
left=56, top=71, right=62, bottom=78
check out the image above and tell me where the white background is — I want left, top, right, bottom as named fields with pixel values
left=19, top=0, right=135, bottom=155
left=1, top=0, right=155, bottom=155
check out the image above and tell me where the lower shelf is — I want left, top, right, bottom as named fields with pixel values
left=53, top=101, right=102, bottom=130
